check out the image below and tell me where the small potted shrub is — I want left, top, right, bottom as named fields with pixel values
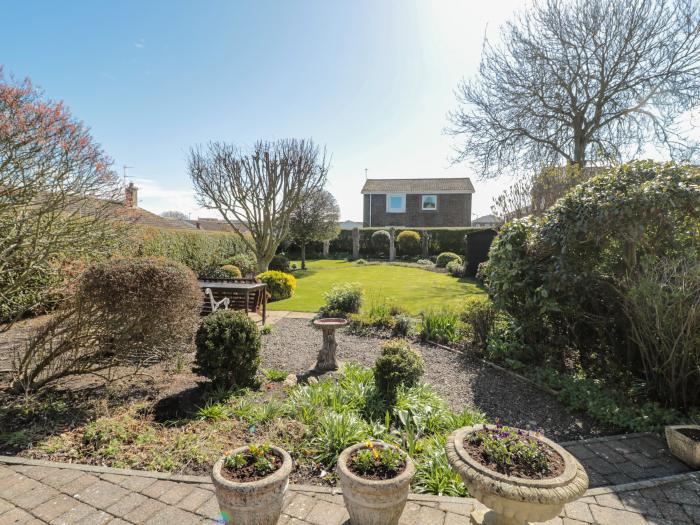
left=665, top=425, right=700, bottom=468
left=212, top=443, right=292, bottom=525
left=446, top=424, right=588, bottom=524
left=337, top=441, right=415, bottom=525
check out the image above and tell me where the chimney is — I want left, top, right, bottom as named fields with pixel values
left=125, top=182, right=138, bottom=208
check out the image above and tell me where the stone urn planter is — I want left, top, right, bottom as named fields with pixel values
left=211, top=445, right=292, bottom=525
left=665, top=424, right=700, bottom=468
left=337, top=441, right=416, bottom=525
left=446, top=425, right=588, bottom=525
left=312, top=318, right=347, bottom=372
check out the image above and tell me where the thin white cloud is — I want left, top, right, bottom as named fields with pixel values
left=133, top=38, right=145, bottom=49
left=131, top=177, right=210, bottom=219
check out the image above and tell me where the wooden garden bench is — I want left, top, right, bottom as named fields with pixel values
left=198, top=278, right=268, bottom=324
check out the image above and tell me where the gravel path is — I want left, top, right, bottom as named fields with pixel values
left=261, top=318, right=615, bottom=442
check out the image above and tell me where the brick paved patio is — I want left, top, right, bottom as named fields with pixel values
left=1, top=454, right=698, bottom=524
left=561, top=432, right=691, bottom=488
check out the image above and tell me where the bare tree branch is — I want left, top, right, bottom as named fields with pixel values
left=188, top=139, right=330, bottom=272
left=449, top=0, right=700, bottom=177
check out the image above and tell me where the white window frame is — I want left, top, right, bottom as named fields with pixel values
left=386, top=193, right=406, bottom=213
left=421, top=195, right=438, bottom=211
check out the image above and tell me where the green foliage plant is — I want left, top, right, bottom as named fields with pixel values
left=220, top=264, right=242, bottom=278
left=318, top=282, right=363, bottom=318
left=374, top=340, right=425, bottom=404
left=483, top=161, right=700, bottom=408
left=257, top=270, right=296, bottom=300
left=420, top=310, right=462, bottom=345
left=436, top=252, right=462, bottom=268
left=461, top=297, right=499, bottom=352
left=269, top=254, right=291, bottom=272
left=446, top=259, right=464, bottom=277
left=194, top=310, right=261, bottom=389
left=397, top=230, right=421, bottom=255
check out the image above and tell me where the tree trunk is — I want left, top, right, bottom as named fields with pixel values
left=301, top=243, right=307, bottom=270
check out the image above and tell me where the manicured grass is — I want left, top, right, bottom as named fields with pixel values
left=269, top=260, right=485, bottom=314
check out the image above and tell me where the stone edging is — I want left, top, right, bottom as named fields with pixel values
left=0, top=455, right=472, bottom=505
left=558, top=432, right=658, bottom=447
left=3, top=454, right=696, bottom=502
left=584, top=471, right=699, bottom=496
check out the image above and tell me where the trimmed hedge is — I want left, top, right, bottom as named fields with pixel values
left=125, top=227, right=252, bottom=276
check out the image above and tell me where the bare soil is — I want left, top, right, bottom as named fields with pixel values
left=678, top=427, right=700, bottom=441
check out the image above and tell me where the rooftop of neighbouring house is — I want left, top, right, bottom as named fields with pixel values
left=361, top=177, right=475, bottom=194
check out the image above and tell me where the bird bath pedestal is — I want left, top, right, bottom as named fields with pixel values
left=312, top=318, right=347, bottom=372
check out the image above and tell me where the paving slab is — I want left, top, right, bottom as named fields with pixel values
left=0, top=454, right=698, bottom=524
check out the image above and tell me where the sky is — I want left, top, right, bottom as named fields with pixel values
left=1, top=0, right=528, bottom=221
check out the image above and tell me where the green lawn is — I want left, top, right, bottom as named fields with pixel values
left=268, top=259, right=486, bottom=314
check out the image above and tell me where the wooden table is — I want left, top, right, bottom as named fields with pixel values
left=198, top=280, right=268, bottom=324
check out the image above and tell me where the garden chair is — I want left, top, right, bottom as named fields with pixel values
left=204, top=288, right=230, bottom=312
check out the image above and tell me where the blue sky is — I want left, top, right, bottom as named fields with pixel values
left=1, top=0, right=527, bottom=220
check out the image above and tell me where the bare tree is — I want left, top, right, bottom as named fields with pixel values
left=188, top=139, right=329, bottom=272
left=450, top=0, right=700, bottom=177
left=289, top=189, right=340, bottom=269
left=160, top=210, right=189, bottom=221
left=0, top=70, right=124, bottom=326
left=492, top=165, right=593, bottom=219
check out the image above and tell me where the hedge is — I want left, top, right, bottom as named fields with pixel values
left=284, top=227, right=497, bottom=271
left=124, top=227, right=252, bottom=276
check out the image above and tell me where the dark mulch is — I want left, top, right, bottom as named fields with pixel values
left=678, top=427, right=700, bottom=441
left=261, top=318, right=616, bottom=442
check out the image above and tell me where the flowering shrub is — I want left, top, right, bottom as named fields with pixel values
left=257, top=271, right=296, bottom=300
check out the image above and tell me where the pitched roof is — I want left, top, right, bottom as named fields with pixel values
left=473, top=214, right=503, bottom=225
left=361, top=178, right=474, bottom=194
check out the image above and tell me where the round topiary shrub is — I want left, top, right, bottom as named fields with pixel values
left=224, top=253, right=257, bottom=276
left=269, top=254, right=291, bottom=272
left=194, top=310, right=261, bottom=389
left=257, top=270, right=296, bottom=301
left=371, top=230, right=391, bottom=253
left=374, top=339, right=425, bottom=403
left=220, top=264, right=242, bottom=278
left=436, top=252, right=462, bottom=268
left=397, top=230, right=421, bottom=255
left=76, top=257, right=202, bottom=361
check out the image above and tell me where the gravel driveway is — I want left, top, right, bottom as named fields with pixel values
left=261, top=318, right=614, bottom=442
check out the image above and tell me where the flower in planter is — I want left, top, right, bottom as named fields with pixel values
left=222, top=443, right=281, bottom=481
left=465, top=426, right=553, bottom=477
left=349, top=441, right=407, bottom=479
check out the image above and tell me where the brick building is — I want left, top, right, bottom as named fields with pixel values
left=361, top=178, right=474, bottom=228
